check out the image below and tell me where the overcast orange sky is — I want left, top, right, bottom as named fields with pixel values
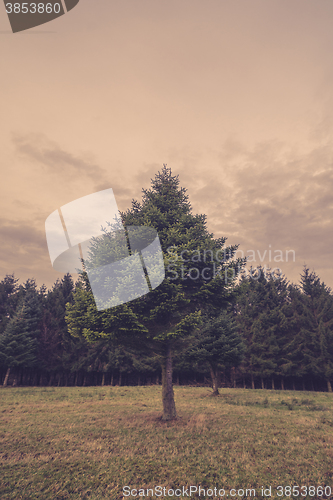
left=1, top=0, right=333, bottom=290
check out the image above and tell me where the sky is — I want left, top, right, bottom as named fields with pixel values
left=1, top=0, right=333, bottom=290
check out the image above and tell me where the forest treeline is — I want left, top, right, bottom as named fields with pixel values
left=1, top=265, right=332, bottom=392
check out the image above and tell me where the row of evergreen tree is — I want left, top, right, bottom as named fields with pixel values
left=1, top=265, right=332, bottom=392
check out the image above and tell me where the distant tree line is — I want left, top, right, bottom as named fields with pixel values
left=0, top=265, right=332, bottom=392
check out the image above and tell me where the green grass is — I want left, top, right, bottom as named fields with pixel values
left=0, top=386, right=333, bottom=499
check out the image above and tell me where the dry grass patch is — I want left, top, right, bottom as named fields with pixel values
left=0, top=386, right=332, bottom=499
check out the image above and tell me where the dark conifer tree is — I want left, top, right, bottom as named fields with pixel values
left=0, top=289, right=41, bottom=386
left=187, top=310, right=244, bottom=395
left=234, top=267, right=290, bottom=390
left=66, top=165, right=244, bottom=419
left=39, top=274, right=75, bottom=384
left=0, top=274, right=19, bottom=335
left=286, top=267, right=333, bottom=391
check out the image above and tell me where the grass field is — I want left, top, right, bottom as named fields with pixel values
left=0, top=386, right=333, bottom=500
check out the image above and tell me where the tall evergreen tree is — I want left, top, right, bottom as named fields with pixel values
left=0, top=274, right=19, bottom=334
left=0, top=290, right=41, bottom=386
left=66, top=165, right=244, bottom=419
left=39, top=274, right=75, bottom=383
left=234, top=267, right=290, bottom=390
left=286, top=267, right=333, bottom=391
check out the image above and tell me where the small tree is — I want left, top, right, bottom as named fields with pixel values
left=188, top=310, right=245, bottom=395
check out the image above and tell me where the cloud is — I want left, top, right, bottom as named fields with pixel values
left=3, top=134, right=333, bottom=289
left=0, top=220, right=45, bottom=250
left=0, top=218, right=49, bottom=278
left=12, top=133, right=108, bottom=185
left=0, top=218, right=79, bottom=287
left=169, top=139, right=333, bottom=285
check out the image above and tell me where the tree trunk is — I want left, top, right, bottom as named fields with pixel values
left=271, top=378, right=275, bottom=390
left=119, top=372, right=122, bottom=386
left=156, top=373, right=159, bottom=385
left=3, top=367, right=10, bottom=387
left=209, top=364, right=220, bottom=396
left=111, top=372, right=114, bottom=386
left=102, top=373, right=105, bottom=386
left=327, top=379, right=332, bottom=393
left=281, top=378, right=285, bottom=390
left=261, top=377, right=265, bottom=390
left=302, top=379, right=305, bottom=391
left=231, top=367, right=236, bottom=388
left=39, top=372, right=45, bottom=387
left=74, top=372, right=78, bottom=387
left=292, top=380, right=296, bottom=391
left=251, top=374, right=255, bottom=390
left=161, top=343, right=177, bottom=420
left=243, top=377, right=246, bottom=389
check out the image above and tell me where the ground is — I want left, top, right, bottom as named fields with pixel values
left=0, top=386, right=332, bottom=499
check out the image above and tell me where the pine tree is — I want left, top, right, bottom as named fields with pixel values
left=286, top=267, right=333, bottom=391
left=234, top=267, right=290, bottom=390
left=187, top=310, right=245, bottom=395
left=0, top=290, right=40, bottom=386
left=66, top=165, right=244, bottom=419
left=0, top=274, right=19, bottom=335
left=39, top=274, right=75, bottom=384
